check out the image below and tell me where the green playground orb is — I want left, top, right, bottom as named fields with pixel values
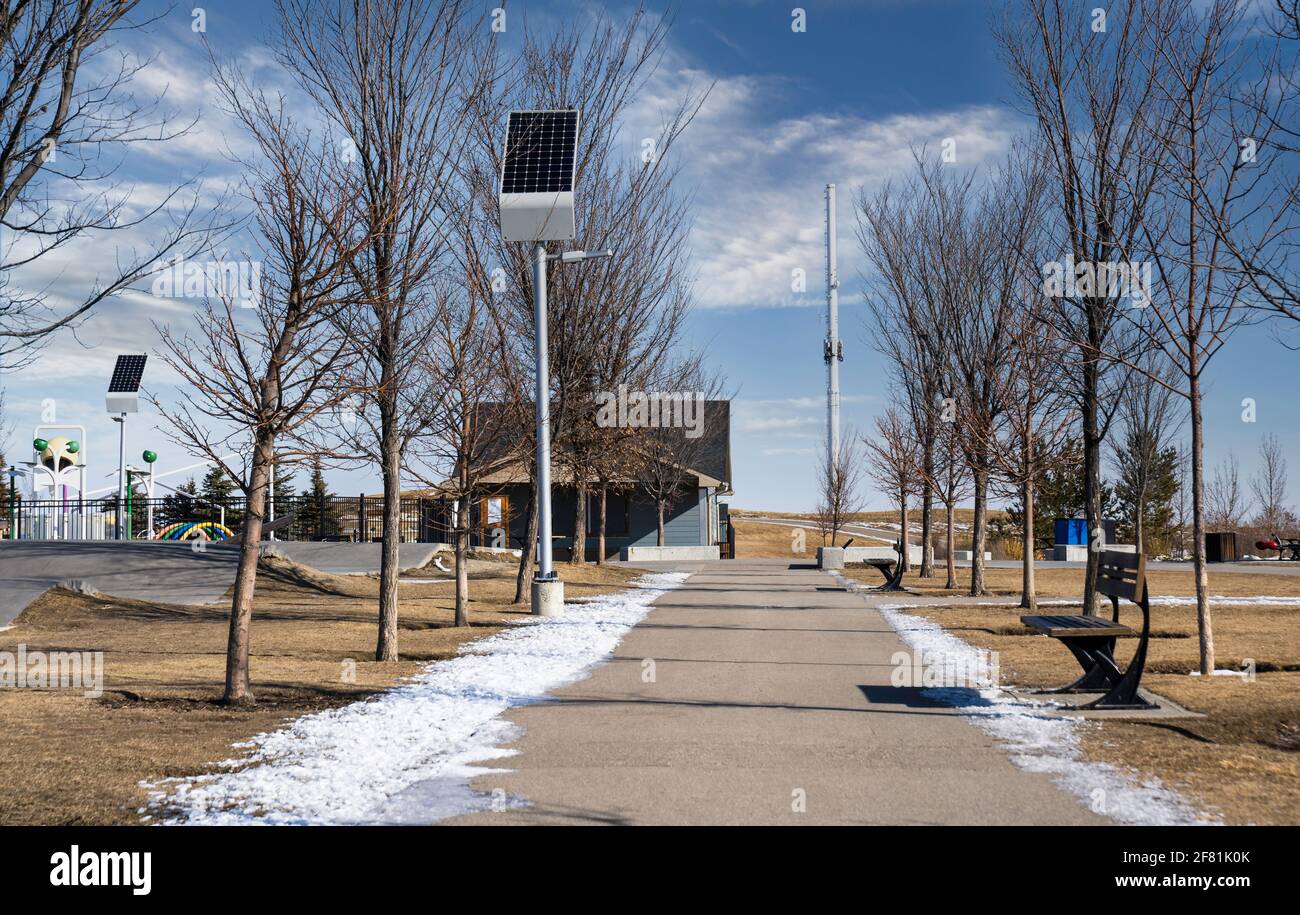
left=33, top=438, right=48, bottom=452
left=66, top=441, right=80, bottom=454
left=142, top=450, right=157, bottom=464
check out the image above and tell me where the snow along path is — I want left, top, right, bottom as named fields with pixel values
left=146, top=572, right=690, bottom=825
left=872, top=597, right=1220, bottom=826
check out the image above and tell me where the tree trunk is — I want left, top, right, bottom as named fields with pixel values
left=375, top=431, right=401, bottom=661
left=1134, top=492, right=1146, bottom=558
left=1082, top=362, right=1102, bottom=615
left=454, top=498, right=469, bottom=627
left=571, top=478, right=587, bottom=565
left=1190, top=368, right=1214, bottom=674
left=656, top=500, right=666, bottom=546
left=1021, top=478, right=1036, bottom=611
left=945, top=501, right=957, bottom=589
left=513, top=475, right=537, bottom=605
left=224, top=435, right=273, bottom=705
left=899, top=493, right=910, bottom=573
left=920, top=439, right=935, bottom=577
left=596, top=482, right=607, bottom=566
left=970, top=468, right=988, bottom=596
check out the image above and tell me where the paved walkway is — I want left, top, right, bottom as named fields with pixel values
left=449, top=559, right=1106, bottom=825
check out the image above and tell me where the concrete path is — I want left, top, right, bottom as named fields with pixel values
left=448, top=559, right=1106, bottom=825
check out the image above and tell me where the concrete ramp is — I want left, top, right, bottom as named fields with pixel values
left=0, top=541, right=239, bottom=626
left=0, top=540, right=448, bottom=626
left=259, top=542, right=443, bottom=575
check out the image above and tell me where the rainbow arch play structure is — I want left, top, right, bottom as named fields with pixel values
left=154, top=521, right=236, bottom=542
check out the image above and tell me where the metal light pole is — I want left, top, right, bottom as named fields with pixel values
left=114, top=414, right=127, bottom=541
left=824, top=183, right=842, bottom=469
left=6, top=467, right=15, bottom=540
left=142, top=451, right=158, bottom=538
left=533, top=242, right=555, bottom=581
left=530, top=246, right=613, bottom=609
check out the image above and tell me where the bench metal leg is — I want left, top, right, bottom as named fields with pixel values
left=1080, top=596, right=1156, bottom=710
left=1047, top=637, right=1122, bottom=692
left=867, top=542, right=907, bottom=592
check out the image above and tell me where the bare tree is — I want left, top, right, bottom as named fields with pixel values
left=1108, top=353, right=1182, bottom=557
left=998, top=0, right=1170, bottom=613
left=864, top=406, right=918, bottom=566
left=814, top=432, right=866, bottom=547
left=1227, top=0, right=1300, bottom=340
left=993, top=274, right=1074, bottom=611
left=276, top=0, right=491, bottom=661
left=1109, top=0, right=1271, bottom=673
left=857, top=177, right=945, bottom=578
left=1250, top=434, right=1295, bottom=533
left=408, top=235, right=519, bottom=627
left=916, top=149, right=1041, bottom=595
left=0, top=0, right=211, bottom=366
left=151, top=78, right=364, bottom=704
left=1205, top=453, right=1249, bottom=531
left=932, top=420, right=974, bottom=590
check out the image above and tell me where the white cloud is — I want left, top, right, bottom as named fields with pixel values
left=625, top=62, right=1026, bottom=311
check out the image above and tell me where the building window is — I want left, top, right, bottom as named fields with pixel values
left=587, top=491, right=629, bottom=536
left=478, top=495, right=509, bottom=537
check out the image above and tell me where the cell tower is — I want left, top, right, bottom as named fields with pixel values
left=824, top=184, right=843, bottom=468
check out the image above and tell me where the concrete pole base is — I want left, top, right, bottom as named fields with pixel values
left=817, top=546, right=845, bottom=570
left=531, top=577, right=565, bottom=616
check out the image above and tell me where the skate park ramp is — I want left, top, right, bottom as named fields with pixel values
left=0, top=541, right=447, bottom=626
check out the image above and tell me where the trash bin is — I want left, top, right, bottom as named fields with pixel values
left=1205, top=531, right=1238, bottom=563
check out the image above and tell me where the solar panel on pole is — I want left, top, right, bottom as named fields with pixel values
left=106, top=354, right=147, bottom=413
left=498, top=109, right=579, bottom=241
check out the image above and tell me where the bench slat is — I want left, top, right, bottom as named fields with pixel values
left=1097, top=550, right=1146, bottom=601
left=1020, top=614, right=1136, bottom=638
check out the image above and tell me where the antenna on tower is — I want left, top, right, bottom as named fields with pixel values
left=824, top=184, right=843, bottom=470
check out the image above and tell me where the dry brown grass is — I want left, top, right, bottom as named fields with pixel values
left=0, top=554, right=636, bottom=826
left=895, top=593, right=1300, bottom=824
left=730, top=507, right=983, bottom=525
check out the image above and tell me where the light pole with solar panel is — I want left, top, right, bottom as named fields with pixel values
left=106, top=354, right=147, bottom=541
left=499, top=109, right=613, bottom=615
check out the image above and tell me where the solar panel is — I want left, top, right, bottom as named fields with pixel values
left=108, top=354, right=147, bottom=393
left=501, top=110, right=578, bottom=195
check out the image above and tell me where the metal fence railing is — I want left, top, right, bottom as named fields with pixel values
left=4, top=494, right=454, bottom=543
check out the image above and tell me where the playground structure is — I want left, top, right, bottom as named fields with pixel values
left=9, top=427, right=113, bottom=540
left=1255, top=535, right=1300, bottom=561
left=154, top=520, right=236, bottom=542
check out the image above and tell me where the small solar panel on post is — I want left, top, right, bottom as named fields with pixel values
left=106, top=354, right=147, bottom=541
left=498, top=109, right=611, bottom=616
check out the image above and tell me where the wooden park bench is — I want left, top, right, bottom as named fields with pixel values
left=1020, top=550, right=1156, bottom=710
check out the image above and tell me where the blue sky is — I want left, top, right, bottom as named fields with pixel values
left=2, top=0, right=1297, bottom=514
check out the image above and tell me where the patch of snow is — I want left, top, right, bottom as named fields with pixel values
left=146, top=571, right=689, bottom=825
left=876, top=601, right=1219, bottom=826
left=1147, top=595, right=1300, bottom=607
